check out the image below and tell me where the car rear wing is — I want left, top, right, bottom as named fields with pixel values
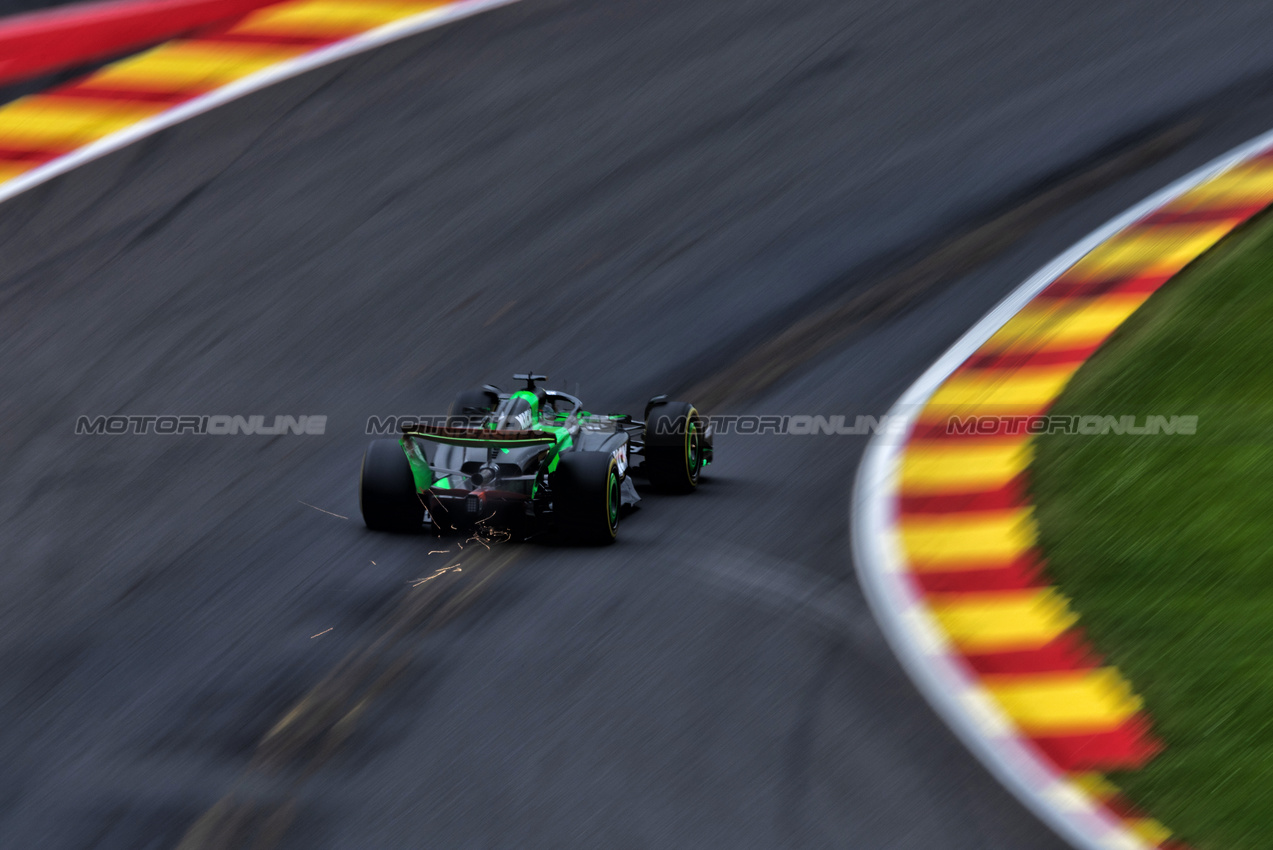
left=402, top=422, right=559, bottom=450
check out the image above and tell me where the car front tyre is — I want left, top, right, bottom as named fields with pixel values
left=644, top=401, right=704, bottom=494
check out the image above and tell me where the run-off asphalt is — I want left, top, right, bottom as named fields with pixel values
left=3, top=0, right=1273, bottom=846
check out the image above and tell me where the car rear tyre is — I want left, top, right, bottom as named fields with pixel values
left=644, top=401, right=704, bottom=494
left=552, top=451, right=620, bottom=544
left=360, top=439, right=423, bottom=532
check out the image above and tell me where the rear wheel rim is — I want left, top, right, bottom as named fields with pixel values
left=607, top=470, right=620, bottom=531
left=686, top=419, right=701, bottom=483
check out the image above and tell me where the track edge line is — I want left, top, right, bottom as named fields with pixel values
left=850, top=126, right=1273, bottom=850
left=0, top=0, right=523, bottom=209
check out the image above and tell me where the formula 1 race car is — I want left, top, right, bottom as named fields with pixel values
left=359, top=374, right=712, bottom=544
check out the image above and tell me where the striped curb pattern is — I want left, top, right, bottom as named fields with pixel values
left=0, top=0, right=288, bottom=88
left=863, top=147, right=1273, bottom=850
left=0, top=0, right=467, bottom=185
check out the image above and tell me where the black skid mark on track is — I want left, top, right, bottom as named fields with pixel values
left=119, top=72, right=360, bottom=254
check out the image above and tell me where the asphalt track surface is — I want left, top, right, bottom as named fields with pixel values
left=5, top=1, right=1273, bottom=848
left=0, top=0, right=75, bottom=13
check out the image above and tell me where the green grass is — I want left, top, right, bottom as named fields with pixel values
left=1032, top=210, right=1273, bottom=850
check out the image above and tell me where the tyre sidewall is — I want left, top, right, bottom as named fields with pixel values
left=552, top=451, right=620, bottom=544
left=644, top=401, right=702, bottom=493
left=360, top=439, right=423, bottom=532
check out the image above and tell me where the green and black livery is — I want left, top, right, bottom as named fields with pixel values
left=359, top=374, right=712, bottom=544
